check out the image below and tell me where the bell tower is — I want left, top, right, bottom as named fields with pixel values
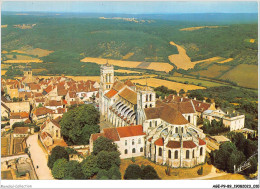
left=99, top=61, right=114, bottom=115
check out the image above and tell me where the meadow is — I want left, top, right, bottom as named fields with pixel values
left=220, top=64, right=258, bottom=89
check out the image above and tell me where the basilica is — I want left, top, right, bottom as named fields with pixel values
left=98, top=63, right=207, bottom=168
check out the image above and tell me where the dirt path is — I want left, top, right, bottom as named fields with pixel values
left=26, top=134, right=54, bottom=180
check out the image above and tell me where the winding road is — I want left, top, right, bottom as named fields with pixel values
left=26, top=134, right=54, bottom=180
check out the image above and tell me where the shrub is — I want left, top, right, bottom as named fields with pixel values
left=197, top=167, right=203, bottom=175
left=47, top=146, right=69, bottom=169
left=124, top=164, right=142, bottom=180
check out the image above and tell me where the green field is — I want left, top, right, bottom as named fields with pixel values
left=220, top=64, right=258, bottom=89
left=168, top=76, right=227, bottom=88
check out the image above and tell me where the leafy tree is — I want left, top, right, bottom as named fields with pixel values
left=141, top=165, right=160, bottom=180
left=92, top=136, right=118, bottom=155
left=96, top=151, right=120, bottom=170
left=64, top=160, right=84, bottom=180
left=65, top=147, right=78, bottom=155
left=51, top=158, right=68, bottom=179
left=179, top=89, right=185, bottom=96
left=60, top=104, right=100, bottom=145
left=13, top=54, right=17, bottom=59
left=124, top=164, right=142, bottom=180
left=48, top=146, right=69, bottom=169
left=96, top=169, right=109, bottom=180
left=81, top=155, right=99, bottom=179
left=214, top=142, right=237, bottom=171
left=107, top=165, right=121, bottom=180
left=243, top=156, right=258, bottom=175
left=227, top=150, right=246, bottom=173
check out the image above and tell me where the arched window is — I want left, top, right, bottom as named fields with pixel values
left=125, top=140, right=127, bottom=146
left=192, top=150, right=195, bottom=158
left=150, top=104, right=152, bottom=107
left=146, top=94, right=149, bottom=102
left=138, top=138, right=141, bottom=144
left=175, top=150, right=178, bottom=159
left=181, top=127, right=184, bottom=133
left=150, top=94, right=152, bottom=101
left=159, top=147, right=162, bottom=156
left=145, top=104, right=148, bottom=108
left=125, top=149, right=128, bottom=154
left=149, top=121, right=152, bottom=128
left=132, top=139, right=135, bottom=145
left=132, top=148, right=136, bottom=153
left=175, top=127, right=178, bottom=133
left=155, top=121, right=157, bottom=126
left=186, top=150, right=190, bottom=159
left=200, top=147, right=203, bottom=156
left=168, top=150, right=171, bottom=159
left=188, top=115, right=191, bottom=122
left=140, top=147, right=143, bottom=152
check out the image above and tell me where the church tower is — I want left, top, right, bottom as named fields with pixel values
left=99, top=62, right=114, bottom=115
left=23, top=67, right=34, bottom=83
left=136, top=86, right=156, bottom=125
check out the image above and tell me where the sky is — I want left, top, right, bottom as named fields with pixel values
left=1, top=1, right=258, bottom=14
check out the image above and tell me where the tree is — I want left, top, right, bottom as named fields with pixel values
left=81, top=155, right=99, bottom=179
left=96, top=151, right=120, bottom=170
left=206, top=98, right=211, bottom=103
left=65, top=160, right=84, bottom=179
left=141, top=165, right=160, bottom=180
left=13, top=54, right=17, bottom=59
left=96, top=169, right=109, bottom=180
left=124, top=164, right=142, bottom=180
left=214, top=142, right=237, bottom=171
left=60, top=104, right=100, bottom=145
left=179, top=89, right=185, bottom=96
left=92, top=136, right=118, bottom=155
left=108, top=165, right=121, bottom=180
left=51, top=158, right=68, bottom=179
left=48, top=146, right=69, bottom=169
left=227, top=150, right=246, bottom=173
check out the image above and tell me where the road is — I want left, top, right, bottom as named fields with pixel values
left=26, top=134, right=54, bottom=180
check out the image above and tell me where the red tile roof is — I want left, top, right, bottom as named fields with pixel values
left=116, top=125, right=145, bottom=138
left=91, top=133, right=105, bottom=142
left=118, top=88, right=137, bottom=104
left=33, top=107, right=54, bottom=116
left=10, top=112, right=29, bottom=119
left=41, top=131, right=52, bottom=140
left=183, top=141, right=196, bottom=148
left=103, top=128, right=120, bottom=141
left=112, top=81, right=125, bottom=91
left=199, top=138, right=206, bottom=145
left=13, top=127, right=29, bottom=134
left=154, top=138, right=164, bottom=146
left=124, top=80, right=135, bottom=87
left=166, top=141, right=181, bottom=148
left=105, top=89, right=118, bottom=99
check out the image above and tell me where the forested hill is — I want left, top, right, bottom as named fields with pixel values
left=1, top=12, right=258, bottom=79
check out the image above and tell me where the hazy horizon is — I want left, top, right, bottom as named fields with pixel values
left=2, top=1, right=258, bottom=14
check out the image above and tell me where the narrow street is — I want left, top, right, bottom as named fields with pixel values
left=26, top=134, right=54, bottom=180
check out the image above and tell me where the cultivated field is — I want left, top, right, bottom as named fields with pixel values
left=3, top=59, right=43, bottom=64
left=220, top=64, right=258, bottom=89
left=114, top=69, right=141, bottom=74
left=191, top=64, right=232, bottom=78
left=180, top=26, right=227, bottom=31
left=168, top=41, right=224, bottom=70
left=19, top=47, right=53, bottom=57
left=32, top=68, right=48, bottom=73
left=168, top=76, right=226, bottom=88
left=80, top=57, right=173, bottom=72
left=168, top=41, right=193, bottom=70
left=129, top=78, right=205, bottom=92
left=218, top=58, right=234, bottom=64
left=1, top=70, right=7, bottom=76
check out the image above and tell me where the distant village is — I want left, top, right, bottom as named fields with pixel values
left=1, top=65, right=257, bottom=180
